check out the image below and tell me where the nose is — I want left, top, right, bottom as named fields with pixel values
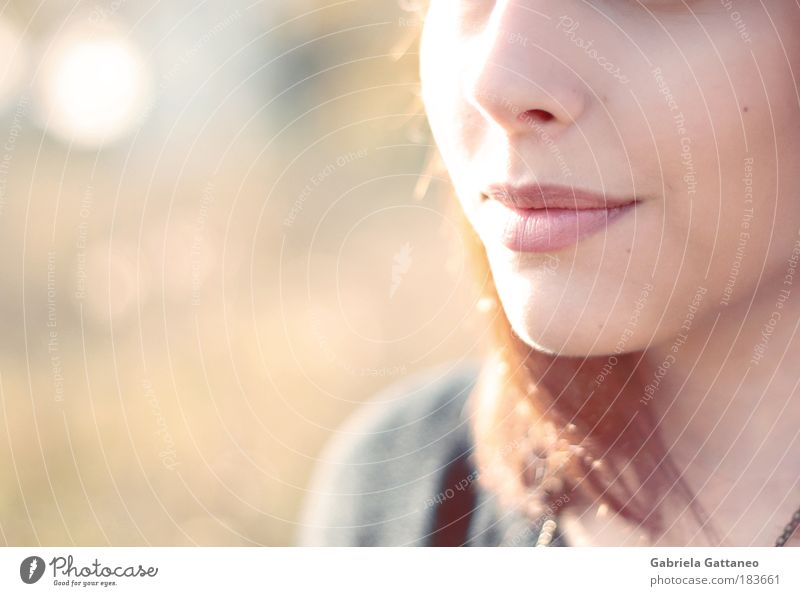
left=463, top=10, right=587, bottom=138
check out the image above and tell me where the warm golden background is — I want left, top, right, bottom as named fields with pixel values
left=0, top=0, right=486, bottom=545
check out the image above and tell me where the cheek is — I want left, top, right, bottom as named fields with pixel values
left=421, top=70, right=476, bottom=176
left=629, top=12, right=800, bottom=296
left=419, top=11, right=459, bottom=149
left=700, top=26, right=800, bottom=291
left=419, top=16, right=488, bottom=195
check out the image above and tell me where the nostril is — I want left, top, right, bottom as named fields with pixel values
left=519, top=108, right=555, bottom=126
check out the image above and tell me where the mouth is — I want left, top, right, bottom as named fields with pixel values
left=478, top=183, right=640, bottom=253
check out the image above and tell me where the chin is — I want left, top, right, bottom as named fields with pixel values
left=509, top=322, right=617, bottom=358
left=502, top=299, right=652, bottom=358
left=489, top=255, right=663, bottom=358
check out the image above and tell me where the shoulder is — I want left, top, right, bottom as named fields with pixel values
left=296, top=359, right=483, bottom=546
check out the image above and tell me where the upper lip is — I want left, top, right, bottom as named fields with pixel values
left=481, top=183, right=639, bottom=210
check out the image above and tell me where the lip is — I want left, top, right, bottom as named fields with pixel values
left=479, top=183, right=639, bottom=253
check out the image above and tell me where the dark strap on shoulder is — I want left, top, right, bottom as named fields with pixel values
left=429, top=450, right=478, bottom=546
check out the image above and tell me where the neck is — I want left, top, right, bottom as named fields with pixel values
left=645, top=272, right=800, bottom=546
left=563, top=273, right=800, bottom=546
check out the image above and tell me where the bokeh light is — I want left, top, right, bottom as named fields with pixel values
left=34, top=25, right=152, bottom=147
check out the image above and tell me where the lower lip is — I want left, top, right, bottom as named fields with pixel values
left=479, top=199, right=637, bottom=253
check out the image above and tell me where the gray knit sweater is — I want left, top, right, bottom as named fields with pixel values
left=296, top=360, right=568, bottom=547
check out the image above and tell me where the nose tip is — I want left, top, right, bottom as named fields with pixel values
left=464, top=61, right=587, bottom=139
left=466, top=76, right=584, bottom=139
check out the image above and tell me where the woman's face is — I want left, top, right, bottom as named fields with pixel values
left=420, top=1, right=800, bottom=357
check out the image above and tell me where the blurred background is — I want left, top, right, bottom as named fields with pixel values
left=0, top=0, right=487, bottom=545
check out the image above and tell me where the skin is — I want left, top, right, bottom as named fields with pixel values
left=420, top=1, right=800, bottom=546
